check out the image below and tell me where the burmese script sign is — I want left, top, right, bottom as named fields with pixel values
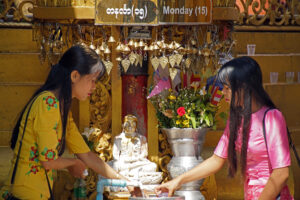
left=158, top=0, right=212, bottom=24
left=95, top=0, right=158, bottom=25
left=95, top=0, right=212, bottom=25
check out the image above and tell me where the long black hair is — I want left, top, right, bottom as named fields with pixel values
left=10, top=45, right=106, bottom=156
left=217, top=56, right=275, bottom=177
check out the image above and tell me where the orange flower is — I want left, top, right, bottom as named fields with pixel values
left=163, top=109, right=174, bottom=118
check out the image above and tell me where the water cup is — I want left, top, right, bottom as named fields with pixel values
left=285, top=72, right=294, bottom=83
left=247, top=44, right=256, bottom=56
left=270, top=72, right=278, bottom=84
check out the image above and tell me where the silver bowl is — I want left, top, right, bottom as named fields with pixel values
left=130, top=196, right=185, bottom=200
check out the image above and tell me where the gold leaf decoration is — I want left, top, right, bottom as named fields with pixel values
left=103, top=60, right=113, bottom=75
left=169, top=67, right=177, bottom=80
left=159, top=56, right=168, bottom=69
left=121, top=59, right=130, bottom=73
left=129, top=52, right=136, bottom=65
left=134, top=55, right=139, bottom=66
left=138, top=54, right=143, bottom=67
left=185, top=57, right=192, bottom=69
left=169, top=55, right=176, bottom=68
left=151, top=56, right=160, bottom=71
left=175, top=54, right=183, bottom=66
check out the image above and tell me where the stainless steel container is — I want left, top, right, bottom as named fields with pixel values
left=161, top=128, right=208, bottom=200
left=130, top=196, right=185, bottom=200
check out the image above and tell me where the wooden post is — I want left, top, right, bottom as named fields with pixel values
left=111, top=26, right=122, bottom=138
left=147, top=27, right=159, bottom=162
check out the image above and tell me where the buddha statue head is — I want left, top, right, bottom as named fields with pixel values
left=122, top=114, right=138, bottom=137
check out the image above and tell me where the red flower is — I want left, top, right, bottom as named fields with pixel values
left=177, top=107, right=186, bottom=116
left=43, top=96, right=58, bottom=109
left=44, top=149, right=56, bottom=161
left=30, top=165, right=39, bottom=174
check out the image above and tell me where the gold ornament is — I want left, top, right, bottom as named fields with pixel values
left=203, top=48, right=211, bottom=57
left=138, top=54, right=143, bottom=67
left=185, top=57, right=192, bottom=69
left=138, top=40, right=145, bottom=47
left=175, top=54, right=183, bottom=66
left=159, top=56, right=168, bottom=69
left=169, top=55, right=176, bottom=68
left=150, top=56, right=159, bottom=71
left=104, top=47, right=111, bottom=54
left=103, top=61, right=113, bottom=75
left=123, top=45, right=131, bottom=53
left=128, top=39, right=134, bottom=46
left=121, top=59, right=130, bottom=73
left=169, top=67, right=177, bottom=80
left=153, top=44, right=159, bottom=50
left=149, top=44, right=154, bottom=51
left=134, top=55, right=140, bottom=67
left=99, top=43, right=105, bottom=51
left=174, top=42, right=181, bottom=49
left=129, top=52, right=136, bottom=65
left=89, top=44, right=96, bottom=50
left=108, top=36, right=116, bottom=43
left=116, top=43, right=123, bottom=51
left=168, top=42, right=174, bottom=50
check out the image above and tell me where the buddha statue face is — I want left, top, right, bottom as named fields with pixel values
left=123, top=115, right=138, bottom=136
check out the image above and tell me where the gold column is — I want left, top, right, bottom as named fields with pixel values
left=79, top=99, right=90, bottom=132
left=111, top=26, right=122, bottom=138
left=147, top=59, right=159, bottom=162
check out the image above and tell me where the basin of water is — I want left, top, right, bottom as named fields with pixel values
left=130, top=196, right=185, bottom=200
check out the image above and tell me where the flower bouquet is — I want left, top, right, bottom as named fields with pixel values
left=148, top=83, right=222, bottom=129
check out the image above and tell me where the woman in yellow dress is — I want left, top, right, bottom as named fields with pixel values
left=0, top=45, right=129, bottom=200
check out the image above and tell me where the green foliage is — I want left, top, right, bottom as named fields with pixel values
left=149, top=88, right=220, bottom=129
left=82, top=135, right=94, bottom=150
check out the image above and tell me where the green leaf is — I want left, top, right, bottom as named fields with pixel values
left=191, top=116, right=196, bottom=129
left=204, top=114, right=211, bottom=127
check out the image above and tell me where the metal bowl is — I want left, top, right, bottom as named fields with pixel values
left=130, top=196, right=185, bottom=200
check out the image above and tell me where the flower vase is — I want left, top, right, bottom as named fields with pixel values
left=161, top=127, right=208, bottom=200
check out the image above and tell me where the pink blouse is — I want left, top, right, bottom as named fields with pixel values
left=214, top=106, right=292, bottom=199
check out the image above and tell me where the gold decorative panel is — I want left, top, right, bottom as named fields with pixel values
left=35, top=0, right=95, bottom=7
left=0, top=0, right=34, bottom=22
left=237, top=0, right=300, bottom=25
left=158, top=130, right=172, bottom=182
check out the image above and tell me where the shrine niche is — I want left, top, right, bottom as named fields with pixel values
left=14, top=0, right=238, bottom=199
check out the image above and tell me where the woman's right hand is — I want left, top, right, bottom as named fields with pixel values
left=155, top=177, right=182, bottom=197
left=67, top=159, right=87, bottom=178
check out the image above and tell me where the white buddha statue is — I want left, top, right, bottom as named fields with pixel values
left=111, top=114, right=162, bottom=185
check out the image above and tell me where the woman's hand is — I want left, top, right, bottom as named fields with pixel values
left=67, top=159, right=87, bottom=178
left=128, top=186, right=143, bottom=197
left=155, top=178, right=182, bottom=197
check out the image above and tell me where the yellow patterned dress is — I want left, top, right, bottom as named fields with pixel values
left=0, top=91, right=90, bottom=200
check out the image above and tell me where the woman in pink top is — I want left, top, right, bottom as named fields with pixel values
left=155, top=56, right=293, bottom=200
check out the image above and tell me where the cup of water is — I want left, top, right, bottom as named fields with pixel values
left=270, top=72, right=278, bottom=84
left=247, top=44, right=256, bottom=56
left=285, top=72, right=294, bottom=83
